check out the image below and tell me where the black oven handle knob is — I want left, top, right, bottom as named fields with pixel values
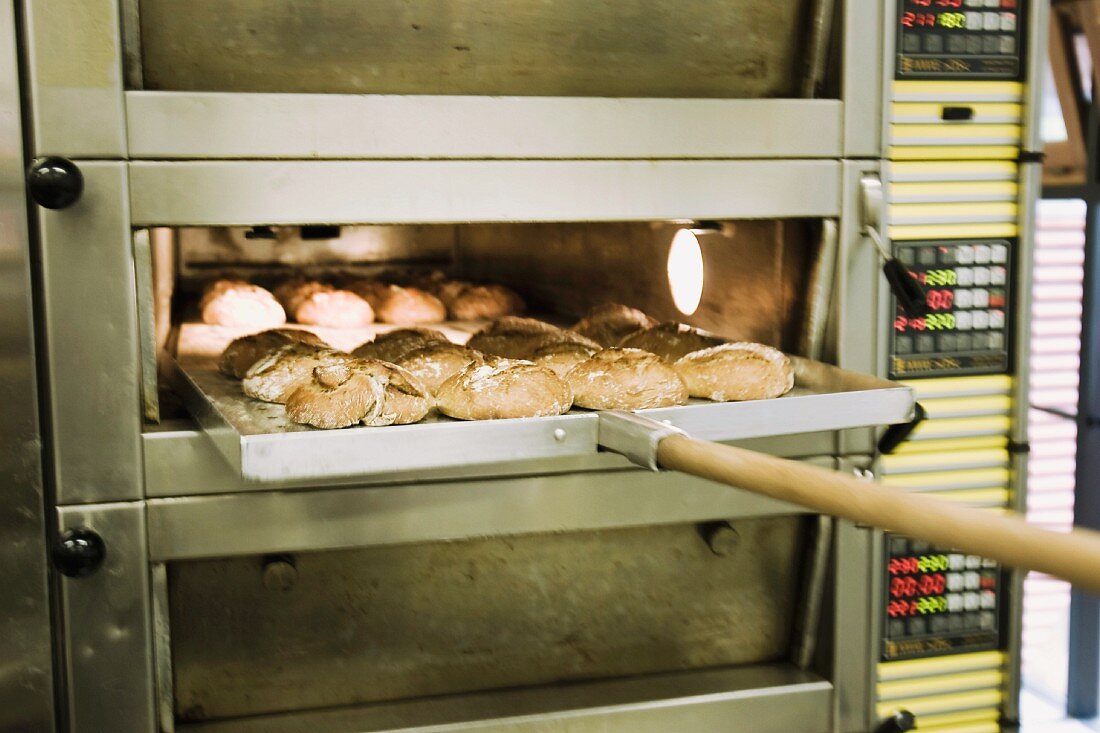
left=52, top=528, right=106, bottom=578
left=875, top=710, right=916, bottom=733
left=27, top=156, right=84, bottom=210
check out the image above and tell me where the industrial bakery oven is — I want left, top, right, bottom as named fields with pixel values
left=11, top=1, right=1044, bottom=733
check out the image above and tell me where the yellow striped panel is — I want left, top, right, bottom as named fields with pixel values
left=917, top=395, right=1012, bottom=419
left=890, top=181, right=1018, bottom=203
left=918, top=722, right=1000, bottom=733
left=909, top=415, right=1012, bottom=440
left=891, top=102, right=1023, bottom=125
left=881, top=466, right=1010, bottom=487
left=880, top=448, right=1008, bottom=474
left=887, top=437, right=1009, bottom=456
left=879, top=651, right=1006, bottom=681
left=913, top=709, right=1002, bottom=729
left=889, top=161, right=1018, bottom=182
left=890, top=201, right=1018, bottom=224
left=901, top=376, right=1012, bottom=399
left=889, top=145, right=1021, bottom=160
left=890, top=223, right=1019, bottom=240
left=876, top=689, right=1003, bottom=718
left=879, top=669, right=1005, bottom=701
left=909, top=487, right=1010, bottom=505
left=891, top=124, right=1021, bottom=144
left=893, top=81, right=1024, bottom=102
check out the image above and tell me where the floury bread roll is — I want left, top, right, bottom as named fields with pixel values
left=397, top=342, right=486, bottom=394
left=466, top=317, right=599, bottom=360
left=618, top=322, right=725, bottom=361
left=352, top=327, right=450, bottom=363
left=673, top=342, right=795, bottom=402
left=285, top=362, right=386, bottom=429
left=201, top=279, right=287, bottom=329
left=571, top=304, right=657, bottom=348
left=275, top=279, right=375, bottom=327
left=348, top=280, right=447, bottom=324
left=218, top=328, right=328, bottom=378
left=444, top=284, right=526, bottom=321
left=532, top=341, right=597, bottom=377
left=242, top=344, right=356, bottom=403
left=565, top=348, right=688, bottom=410
left=436, top=357, right=572, bottom=420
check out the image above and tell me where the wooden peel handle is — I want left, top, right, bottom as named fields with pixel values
left=657, top=434, right=1100, bottom=594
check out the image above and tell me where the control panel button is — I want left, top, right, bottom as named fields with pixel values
left=983, top=0, right=1001, bottom=7
left=917, top=334, right=936, bottom=353
left=1000, top=35, right=1016, bottom=54
left=974, top=267, right=991, bottom=286
left=966, top=555, right=983, bottom=570
left=949, top=554, right=965, bottom=570
left=903, top=34, right=922, bottom=53
left=898, top=247, right=916, bottom=265
left=947, top=572, right=964, bottom=591
left=973, top=310, right=990, bottom=330
left=939, top=248, right=955, bottom=265
left=956, top=289, right=974, bottom=308
left=948, top=35, right=967, bottom=54
left=990, top=266, right=1006, bottom=285
left=925, top=34, right=944, bottom=53
left=939, top=334, right=957, bottom=351
left=965, top=571, right=981, bottom=590
left=918, top=247, right=937, bottom=266
left=980, top=611, right=997, bottom=630
left=956, top=246, right=975, bottom=264
left=895, top=335, right=913, bottom=354
left=964, top=592, right=981, bottom=611
left=956, top=311, right=973, bottom=330
left=989, top=290, right=1006, bottom=308
left=974, top=245, right=992, bottom=264
left=989, top=310, right=1005, bottom=329
left=965, top=0, right=983, bottom=7
left=983, top=35, right=1000, bottom=54
left=987, top=332, right=1004, bottom=350
left=966, top=34, right=983, bottom=54
left=1000, top=12, right=1016, bottom=31
left=909, top=617, right=928, bottom=635
left=981, top=590, right=997, bottom=609
left=974, top=289, right=990, bottom=308
left=957, top=268, right=975, bottom=286
left=956, top=333, right=974, bottom=350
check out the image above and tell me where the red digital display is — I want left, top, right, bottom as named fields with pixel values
left=926, top=289, right=954, bottom=311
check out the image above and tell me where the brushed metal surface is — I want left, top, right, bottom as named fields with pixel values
left=168, top=518, right=805, bottom=721
left=174, top=664, right=831, bottom=733
left=136, top=0, right=809, bottom=98
left=0, top=0, right=54, bottom=728
left=57, top=502, right=155, bottom=732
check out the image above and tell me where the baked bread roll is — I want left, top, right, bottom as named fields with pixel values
left=356, top=360, right=434, bottom=426
left=397, top=342, right=486, bottom=394
left=349, top=279, right=446, bottom=324
left=285, top=362, right=387, bottom=429
left=673, top=342, right=794, bottom=402
left=447, top=284, right=526, bottom=321
left=565, top=348, right=688, bottom=410
left=201, top=279, right=287, bottom=329
left=276, top=279, right=375, bottom=327
left=351, top=327, right=450, bottom=363
left=532, top=341, right=597, bottom=377
left=618, top=322, right=725, bottom=361
left=466, top=317, right=599, bottom=360
left=242, top=344, right=355, bottom=403
left=571, top=304, right=657, bottom=348
left=219, top=328, right=329, bottom=379
left=436, top=357, right=572, bottom=420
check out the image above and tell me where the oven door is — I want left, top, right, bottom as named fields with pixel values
left=22, top=0, right=883, bottom=161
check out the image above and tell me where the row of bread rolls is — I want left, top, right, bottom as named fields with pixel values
left=199, top=275, right=524, bottom=329
left=216, top=304, right=795, bottom=430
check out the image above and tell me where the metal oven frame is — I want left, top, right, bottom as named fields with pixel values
left=9, top=0, right=1048, bottom=731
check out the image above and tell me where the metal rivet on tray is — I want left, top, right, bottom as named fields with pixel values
left=553, top=428, right=566, bottom=442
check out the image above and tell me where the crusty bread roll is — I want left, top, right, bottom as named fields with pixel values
left=368, top=284, right=447, bottom=324
left=447, top=284, right=526, bottom=321
left=617, top=322, right=725, bottom=361
left=466, top=317, right=599, bottom=360
left=397, top=342, right=486, bottom=394
left=219, top=328, right=328, bottom=379
left=565, top=348, right=688, bottom=410
left=351, top=327, right=450, bottom=363
left=532, top=341, right=597, bottom=377
left=242, top=344, right=355, bottom=403
left=356, top=360, right=434, bottom=426
left=275, top=279, right=375, bottom=327
left=673, top=342, right=794, bottom=402
left=201, top=279, right=287, bottom=329
left=285, top=362, right=387, bottom=429
left=430, top=279, right=473, bottom=306
left=436, top=357, right=572, bottom=420
left=571, top=304, right=657, bottom=348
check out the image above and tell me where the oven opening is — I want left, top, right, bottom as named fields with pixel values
left=143, top=218, right=836, bottom=424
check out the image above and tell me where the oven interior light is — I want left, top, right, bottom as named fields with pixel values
left=667, top=228, right=705, bottom=316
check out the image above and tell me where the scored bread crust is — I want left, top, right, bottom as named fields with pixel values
left=396, top=342, right=486, bottom=394
left=617, top=322, right=725, bottom=361
left=285, top=362, right=387, bottom=429
left=351, top=327, right=450, bottom=363
left=565, top=347, right=688, bottom=410
left=201, top=279, right=287, bottom=329
left=436, top=357, right=572, bottom=420
left=219, top=329, right=328, bottom=378
left=448, top=284, right=526, bottom=321
left=571, top=304, right=657, bottom=348
left=673, top=342, right=795, bottom=402
left=242, top=345, right=355, bottom=403
left=467, top=317, right=599, bottom=360
left=354, top=360, right=434, bottom=426
left=532, top=341, right=598, bottom=377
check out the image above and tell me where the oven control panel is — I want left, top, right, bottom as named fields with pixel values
left=896, top=0, right=1025, bottom=80
left=882, top=534, right=1003, bottom=661
left=889, top=239, right=1013, bottom=378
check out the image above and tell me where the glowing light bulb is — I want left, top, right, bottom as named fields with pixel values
left=667, top=228, right=705, bottom=316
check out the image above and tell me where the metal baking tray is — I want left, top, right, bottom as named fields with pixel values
left=173, top=325, right=914, bottom=483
